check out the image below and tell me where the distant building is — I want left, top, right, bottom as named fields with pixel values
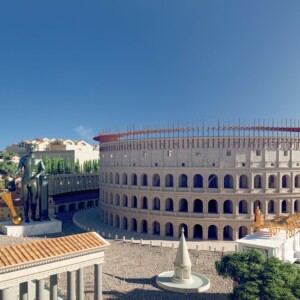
left=5, top=138, right=99, bottom=166
left=5, top=138, right=55, bottom=154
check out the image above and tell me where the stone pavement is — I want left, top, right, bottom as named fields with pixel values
left=73, top=207, right=237, bottom=252
left=0, top=209, right=235, bottom=299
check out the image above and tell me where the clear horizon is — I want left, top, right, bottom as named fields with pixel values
left=1, top=1, right=300, bottom=150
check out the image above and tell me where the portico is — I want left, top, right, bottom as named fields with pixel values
left=0, top=232, right=109, bottom=300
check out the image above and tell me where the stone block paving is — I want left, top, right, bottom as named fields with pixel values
left=0, top=208, right=234, bottom=299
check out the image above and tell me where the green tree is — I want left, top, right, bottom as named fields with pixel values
left=85, top=160, right=92, bottom=173
left=74, top=159, right=80, bottom=173
left=57, top=158, right=65, bottom=174
left=65, top=159, right=72, bottom=174
left=43, top=156, right=51, bottom=174
left=51, top=158, right=59, bottom=175
left=0, top=153, right=18, bottom=191
left=215, top=249, right=300, bottom=300
left=93, top=159, right=99, bottom=172
left=0, top=161, right=18, bottom=178
left=0, top=151, right=17, bottom=161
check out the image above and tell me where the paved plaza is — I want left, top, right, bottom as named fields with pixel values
left=0, top=209, right=235, bottom=299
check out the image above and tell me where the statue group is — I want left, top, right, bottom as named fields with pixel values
left=14, top=144, right=50, bottom=223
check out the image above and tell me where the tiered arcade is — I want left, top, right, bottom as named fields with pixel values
left=94, top=122, right=300, bottom=241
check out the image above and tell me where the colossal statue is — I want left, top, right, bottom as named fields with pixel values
left=14, top=144, right=46, bottom=222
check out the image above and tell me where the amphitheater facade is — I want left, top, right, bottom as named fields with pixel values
left=94, top=123, right=300, bottom=241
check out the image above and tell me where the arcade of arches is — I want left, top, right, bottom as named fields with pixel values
left=99, top=191, right=300, bottom=241
left=101, top=210, right=249, bottom=241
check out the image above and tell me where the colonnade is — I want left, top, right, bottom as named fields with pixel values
left=0, top=265, right=102, bottom=300
left=0, top=233, right=108, bottom=300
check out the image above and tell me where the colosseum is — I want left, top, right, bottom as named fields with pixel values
left=94, top=120, right=300, bottom=241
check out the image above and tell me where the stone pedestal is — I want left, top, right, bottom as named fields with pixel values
left=0, top=219, right=62, bottom=237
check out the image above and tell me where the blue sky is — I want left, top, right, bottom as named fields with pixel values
left=1, top=1, right=300, bottom=150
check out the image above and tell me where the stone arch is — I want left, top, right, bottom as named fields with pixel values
left=78, top=202, right=85, bottom=210
left=109, top=213, right=113, bottom=226
left=193, top=224, right=203, bottom=239
left=178, top=174, right=188, bottom=188
left=193, top=199, right=203, bottom=213
left=208, top=225, right=218, bottom=240
left=131, top=218, right=137, bottom=232
left=165, top=174, right=173, bottom=187
left=152, top=174, right=160, bottom=187
left=115, top=172, right=120, bottom=184
left=165, top=222, right=174, bottom=237
left=69, top=203, right=76, bottom=211
left=282, top=175, right=290, bottom=188
left=153, top=197, right=160, bottom=210
left=281, top=199, right=287, bottom=213
left=294, top=199, right=300, bottom=213
left=115, top=194, right=120, bottom=206
left=239, top=174, right=248, bottom=188
left=109, top=172, right=113, bottom=184
left=223, top=225, right=233, bottom=240
left=141, top=220, right=148, bottom=233
left=268, top=200, right=275, bottom=213
left=142, top=196, right=148, bottom=209
left=223, top=200, right=233, bottom=214
left=122, top=195, right=128, bottom=207
left=208, top=199, right=218, bottom=213
left=239, top=200, right=248, bottom=214
left=131, top=196, right=137, bottom=208
left=165, top=198, right=174, bottom=211
left=109, top=192, right=113, bottom=204
left=131, top=173, right=137, bottom=186
left=239, top=226, right=248, bottom=239
left=268, top=175, right=277, bottom=188
left=104, top=211, right=108, bottom=224
left=193, top=174, right=203, bottom=188
left=254, top=175, right=262, bottom=188
left=115, top=215, right=120, bottom=228
left=152, top=221, right=160, bottom=235
left=141, top=174, right=148, bottom=186
left=295, top=175, right=300, bottom=188
left=122, top=217, right=128, bottom=230
left=122, top=173, right=128, bottom=185
left=179, top=198, right=188, bottom=212
left=208, top=174, right=218, bottom=188
left=224, top=174, right=234, bottom=188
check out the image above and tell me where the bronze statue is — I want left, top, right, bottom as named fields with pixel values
left=14, top=144, right=45, bottom=222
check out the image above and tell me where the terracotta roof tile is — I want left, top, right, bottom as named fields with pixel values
left=0, top=232, right=107, bottom=269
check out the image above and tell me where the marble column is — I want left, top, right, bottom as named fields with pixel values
left=20, top=282, right=28, bottom=300
left=94, top=264, right=102, bottom=300
left=50, top=274, right=58, bottom=300
left=36, top=279, right=44, bottom=300
left=67, top=271, right=76, bottom=300
left=0, top=287, right=10, bottom=300
left=76, top=268, right=84, bottom=300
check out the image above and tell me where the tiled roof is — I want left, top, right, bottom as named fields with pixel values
left=0, top=232, right=108, bottom=268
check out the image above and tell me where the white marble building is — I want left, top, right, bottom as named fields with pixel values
left=236, top=228, right=300, bottom=263
left=0, top=232, right=109, bottom=300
